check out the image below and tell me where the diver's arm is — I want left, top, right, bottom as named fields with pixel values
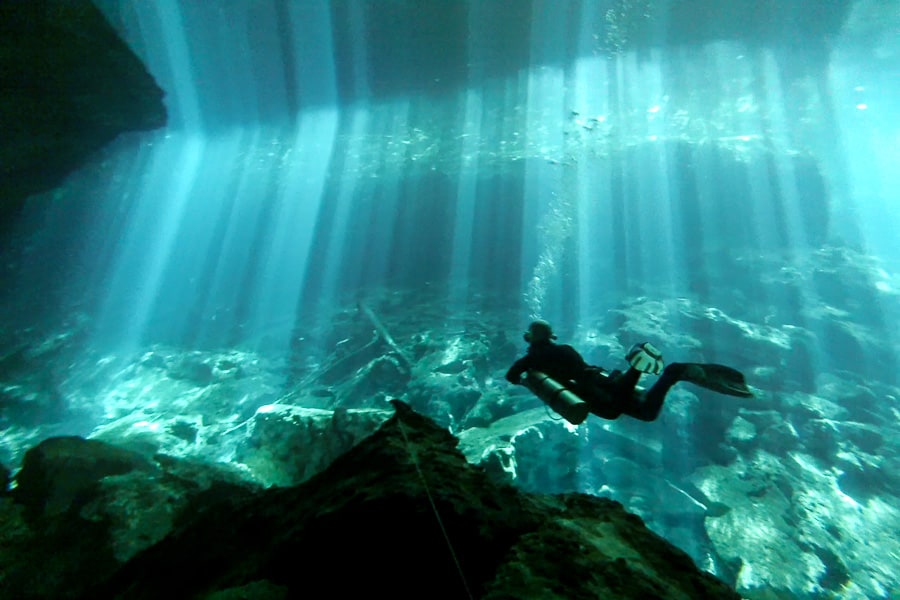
left=505, top=356, right=531, bottom=384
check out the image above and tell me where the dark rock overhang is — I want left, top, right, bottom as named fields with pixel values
left=0, top=0, right=166, bottom=230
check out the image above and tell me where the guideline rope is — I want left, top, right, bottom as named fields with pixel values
left=396, top=417, right=475, bottom=600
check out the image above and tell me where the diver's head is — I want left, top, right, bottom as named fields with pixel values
left=524, top=320, right=557, bottom=344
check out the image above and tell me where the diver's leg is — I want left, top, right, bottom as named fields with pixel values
left=611, top=367, right=642, bottom=393
left=621, top=364, right=682, bottom=422
left=578, top=369, right=627, bottom=420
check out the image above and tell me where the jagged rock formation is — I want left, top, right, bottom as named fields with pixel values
left=0, top=0, right=166, bottom=227
left=0, top=401, right=739, bottom=599
left=0, top=435, right=255, bottom=598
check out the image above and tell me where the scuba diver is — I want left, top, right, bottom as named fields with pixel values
left=505, top=320, right=752, bottom=425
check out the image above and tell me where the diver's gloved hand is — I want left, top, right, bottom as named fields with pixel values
left=626, top=342, right=664, bottom=375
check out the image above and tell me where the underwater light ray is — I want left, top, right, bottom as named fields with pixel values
left=57, top=138, right=158, bottom=306
left=520, top=0, right=570, bottom=323
left=671, top=44, right=751, bottom=301
left=244, top=108, right=340, bottom=354
left=730, top=48, right=797, bottom=256
left=567, top=51, right=611, bottom=326
left=604, top=53, right=635, bottom=296
left=738, top=48, right=835, bottom=378
left=313, top=106, right=374, bottom=309
left=575, top=164, right=609, bottom=327
left=521, top=65, right=567, bottom=322
left=354, top=101, right=413, bottom=290
left=448, top=88, right=483, bottom=308
left=810, top=54, right=900, bottom=381
left=444, top=0, right=503, bottom=312
left=200, top=126, right=304, bottom=347
left=237, top=0, right=339, bottom=353
left=644, top=144, right=679, bottom=293
left=151, top=0, right=203, bottom=132
left=145, top=128, right=248, bottom=347
left=7, top=136, right=157, bottom=332
left=830, top=55, right=900, bottom=262
left=626, top=48, right=679, bottom=294
left=95, top=132, right=206, bottom=349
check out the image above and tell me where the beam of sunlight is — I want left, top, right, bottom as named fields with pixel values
left=152, top=0, right=203, bottom=131
left=353, top=102, right=406, bottom=288
left=95, top=132, right=205, bottom=349
left=520, top=2, right=569, bottom=323
left=314, top=107, right=365, bottom=311
left=245, top=108, right=339, bottom=353
left=448, top=88, right=483, bottom=308
left=313, top=103, right=413, bottom=305
left=190, top=126, right=279, bottom=343
left=143, top=128, right=246, bottom=345
left=569, top=49, right=611, bottom=326
left=521, top=63, right=568, bottom=321
left=831, top=51, right=899, bottom=261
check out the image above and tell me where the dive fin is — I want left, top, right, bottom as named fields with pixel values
left=626, top=342, right=665, bottom=375
left=678, top=363, right=753, bottom=398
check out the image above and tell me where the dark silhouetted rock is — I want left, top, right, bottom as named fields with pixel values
left=13, top=436, right=152, bottom=519
left=1, top=435, right=257, bottom=599
left=94, top=400, right=739, bottom=599
left=0, top=0, right=166, bottom=227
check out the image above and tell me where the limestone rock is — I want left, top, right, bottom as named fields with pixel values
left=693, top=448, right=900, bottom=599
left=757, top=420, right=801, bottom=454
left=234, top=404, right=391, bottom=486
left=1, top=436, right=259, bottom=598
left=13, top=436, right=152, bottom=519
left=725, top=416, right=757, bottom=448
left=340, top=355, right=410, bottom=407
left=92, top=401, right=738, bottom=599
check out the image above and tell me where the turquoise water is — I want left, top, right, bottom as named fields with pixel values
left=2, top=2, right=899, bottom=597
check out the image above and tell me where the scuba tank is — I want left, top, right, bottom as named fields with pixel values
left=524, top=370, right=590, bottom=425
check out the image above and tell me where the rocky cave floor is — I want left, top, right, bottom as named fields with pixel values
left=2, top=247, right=900, bottom=598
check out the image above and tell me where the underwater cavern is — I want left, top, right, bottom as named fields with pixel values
left=1, top=1, right=899, bottom=598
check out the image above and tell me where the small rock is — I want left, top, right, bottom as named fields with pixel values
left=725, top=416, right=757, bottom=447
left=167, top=355, right=214, bottom=386
left=758, top=421, right=801, bottom=454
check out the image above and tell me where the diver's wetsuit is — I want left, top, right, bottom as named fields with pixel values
left=505, top=340, right=682, bottom=422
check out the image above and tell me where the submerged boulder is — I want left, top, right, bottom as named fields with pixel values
left=1, top=436, right=258, bottom=599
left=234, top=404, right=391, bottom=487
left=0, top=402, right=740, bottom=598
left=13, top=436, right=153, bottom=519
left=693, top=446, right=900, bottom=599
left=95, top=400, right=738, bottom=599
